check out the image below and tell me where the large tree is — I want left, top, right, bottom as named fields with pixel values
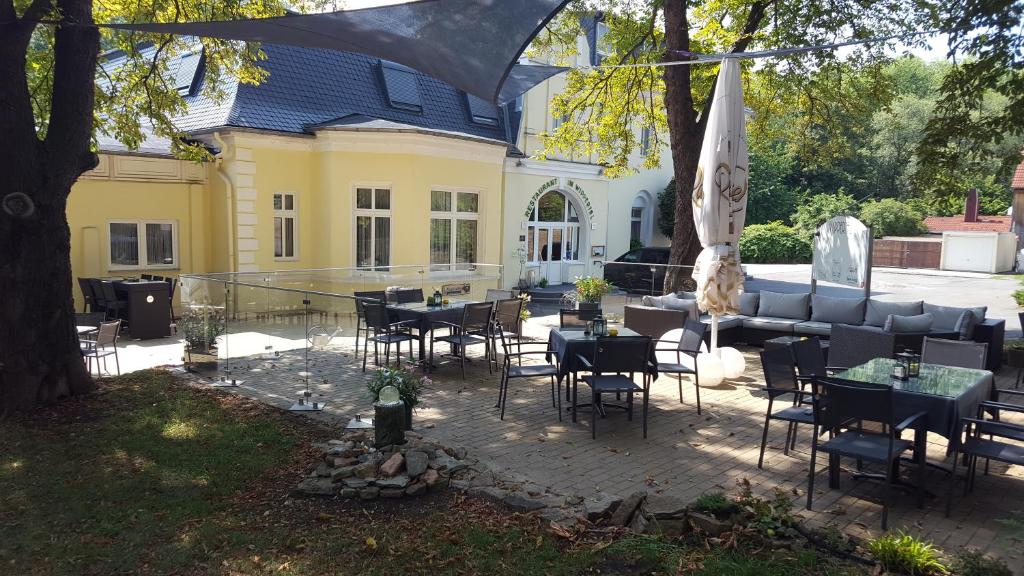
left=531, top=0, right=1023, bottom=291
left=0, top=0, right=285, bottom=413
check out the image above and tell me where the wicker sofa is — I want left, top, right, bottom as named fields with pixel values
left=623, top=290, right=1005, bottom=371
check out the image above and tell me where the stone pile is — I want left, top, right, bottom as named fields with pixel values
left=295, top=431, right=469, bottom=500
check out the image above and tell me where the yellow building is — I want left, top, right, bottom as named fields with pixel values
left=69, top=29, right=672, bottom=308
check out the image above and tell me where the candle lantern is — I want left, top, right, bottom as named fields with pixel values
left=894, top=352, right=915, bottom=381
left=593, top=315, right=607, bottom=337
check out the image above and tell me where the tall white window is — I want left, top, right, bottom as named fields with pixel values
left=355, top=187, right=391, bottom=270
left=631, top=191, right=653, bottom=247
left=640, top=127, right=652, bottom=156
left=108, top=220, right=178, bottom=270
left=430, top=190, right=479, bottom=271
left=273, top=192, right=298, bottom=260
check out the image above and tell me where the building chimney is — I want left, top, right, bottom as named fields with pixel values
left=965, top=188, right=979, bottom=223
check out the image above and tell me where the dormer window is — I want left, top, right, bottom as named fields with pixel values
left=464, top=93, right=499, bottom=126
left=174, top=50, right=203, bottom=97
left=379, top=60, right=423, bottom=113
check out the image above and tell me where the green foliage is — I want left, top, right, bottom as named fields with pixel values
left=693, top=492, right=739, bottom=519
left=867, top=531, right=949, bottom=576
left=539, top=277, right=549, bottom=288
left=366, top=367, right=428, bottom=408
left=791, top=192, right=859, bottom=239
left=574, top=275, right=612, bottom=302
left=747, top=144, right=801, bottom=225
left=739, top=222, right=812, bottom=264
left=630, top=238, right=644, bottom=251
left=658, top=179, right=677, bottom=238
left=1013, top=290, right=1024, bottom=308
left=859, top=198, right=927, bottom=238
left=950, top=548, right=1014, bottom=576
left=178, top=307, right=225, bottom=351
left=734, top=479, right=798, bottom=540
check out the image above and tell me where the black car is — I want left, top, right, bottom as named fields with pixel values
left=603, top=247, right=671, bottom=294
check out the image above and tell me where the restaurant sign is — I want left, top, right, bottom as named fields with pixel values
left=813, top=216, right=871, bottom=288
left=523, top=178, right=595, bottom=220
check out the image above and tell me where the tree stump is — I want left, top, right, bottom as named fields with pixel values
left=374, top=401, right=406, bottom=448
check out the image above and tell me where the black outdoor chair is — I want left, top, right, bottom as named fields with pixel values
left=490, top=298, right=524, bottom=370
left=98, top=281, right=128, bottom=323
left=757, top=346, right=816, bottom=469
left=141, top=274, right=154, bottom=281
left=947, top=401, right=1024, bottom=515
left=574, top=335, right=653, bottom=439
left=88, top=278, right=108, bottom=315
left=921, top=337, right=987, bottom=370
left=559, top=309, right=600, bottom=329
left=653, top=318, right=706, bottom=413
left=807, top=377, right=927, bottom=530
left=77, top=278, right=96, bottom=313
left=354, top=290, right=387, bottom=357
left=494, top=320, right=560, bottom=421
left=828, top=324, right=895, bottom=370
left=166, top=277, right=178, bottom=321
left=361, top=301, right=417, bottom=371
left=81, top=319, right=122, bottom=376
left=394, top=288, right=424, bottom=304
left=793, top=336, right=828, bottom=381
left=429, top=301, right=493, bottom=379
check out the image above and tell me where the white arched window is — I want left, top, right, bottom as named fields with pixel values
left=631, top=191, right=653, bottom=247
left=526, top=190, right=584, bottom=263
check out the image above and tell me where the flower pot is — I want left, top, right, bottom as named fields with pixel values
left=404, top=401, right=414, bottom=431
left=186, top=345, right=218, bottom=373
left=578, top=301, right=601, bottom=312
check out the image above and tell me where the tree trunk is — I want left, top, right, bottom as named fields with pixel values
left=661, top=0, right=704, bottom=293
left=0, top=0, right=100, bottom=414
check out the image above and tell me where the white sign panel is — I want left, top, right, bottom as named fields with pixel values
left=813, top=216, right=871, bottom=288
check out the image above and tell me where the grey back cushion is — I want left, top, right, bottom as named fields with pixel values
left=865, top=299, right=924, bottom=327
left=641, top=295, right=663, bottom=307
left=662, top=296, right=700, bottom=320
left=757, top=291, right=810, bottom=320
left=739, top=292, right=760, bottom=316
left=923, top=303, right=987, bottom=338
left=810, top=294, right=866, bottom=325
left=884, top=313, right=934, bottom=333
left=673, top=291, right=698, bottom=300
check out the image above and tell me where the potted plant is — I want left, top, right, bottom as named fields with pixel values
left=538, top=277, right=549, bottom=288
left=366, top=367, right=429, bottom=430
left=1004, top=339, right=1024, bottom=372
left=179, top=307, right=225, bottom=372
left=517, top=293, right=532, bottom=335
left=688, top=491, right=741, bottom=536
left=574, top=275, right=611, bottom=310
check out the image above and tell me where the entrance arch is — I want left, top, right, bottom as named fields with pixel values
left=526, top=189, right=586, bottom=283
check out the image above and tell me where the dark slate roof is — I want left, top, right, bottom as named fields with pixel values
left=177, top=44, right=509, bottom=144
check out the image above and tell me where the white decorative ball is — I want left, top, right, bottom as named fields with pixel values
left=696, top=352, right=725, bottom=387
left=719, top=346, right=747, bottom=379
left=655, top=328, right=686, bottom=364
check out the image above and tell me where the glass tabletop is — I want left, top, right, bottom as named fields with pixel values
left=387, top=299, right=472, bottom=312
left=554, top=327, right=642, bottom=342
left=838, top=358, right=990, bottom=399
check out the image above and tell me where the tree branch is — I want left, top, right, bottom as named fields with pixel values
left=20, top=0, right=54, bottom=22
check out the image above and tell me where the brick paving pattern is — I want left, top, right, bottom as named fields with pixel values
left=187, top=326, right=1024, bottom=568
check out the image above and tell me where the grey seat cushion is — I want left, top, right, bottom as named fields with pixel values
left=794, top=320, right=832, bottom=336
left=661, top=296, right=700, bottom=320
left=673, top=291, right=698, bottom=300
left=739, top=292, right=760, bottom=316
left=865, top=299, right=923, bottom=327
left=757, top=291, right=810, bottom=321
left=810, top=294, right=865, bottom=325
left=884, top=313, right=934, bottom=333
left=923, top=303, right=987, bottom=339
left=699, top=314, right=744, bottom=330
left=743, top=316, right=800, bottom=333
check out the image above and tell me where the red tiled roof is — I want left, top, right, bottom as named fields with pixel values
left=1013, top=158, right=1024, bottom=189
left=924, top=215, right=1012, bottom=233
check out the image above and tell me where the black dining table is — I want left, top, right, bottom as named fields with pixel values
left=386, top=299, right=473, bottom=362
left=837, top=358, right=994, bottom=446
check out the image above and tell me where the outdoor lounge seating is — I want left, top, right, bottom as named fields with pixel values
left=624, top=290, right=1005, bottom=370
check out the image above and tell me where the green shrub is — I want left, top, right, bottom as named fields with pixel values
left=1014, top=289, right=1024, bottom=307
left=791, top=191, right=859, bottom=238
left=658, top=179, right=677, bottom=238
left=692, top=492, right=739, bottom=519
left=951, top=548, right=1013, bottom=576
left=867, top=531, right=949, bottom=575
left=859, top=198, right=927, bottom=238
left=739, top=222, right=812, bottom=263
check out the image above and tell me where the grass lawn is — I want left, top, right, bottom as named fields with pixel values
left=0, top=371, right=868, bottom=575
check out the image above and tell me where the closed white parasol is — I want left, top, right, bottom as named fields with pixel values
left=690, top=58, right=749, bottom=380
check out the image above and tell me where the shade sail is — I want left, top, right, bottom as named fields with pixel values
left=102, top=0, right=571, bottom=105
left=691, top=58, right=749, bottom=322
